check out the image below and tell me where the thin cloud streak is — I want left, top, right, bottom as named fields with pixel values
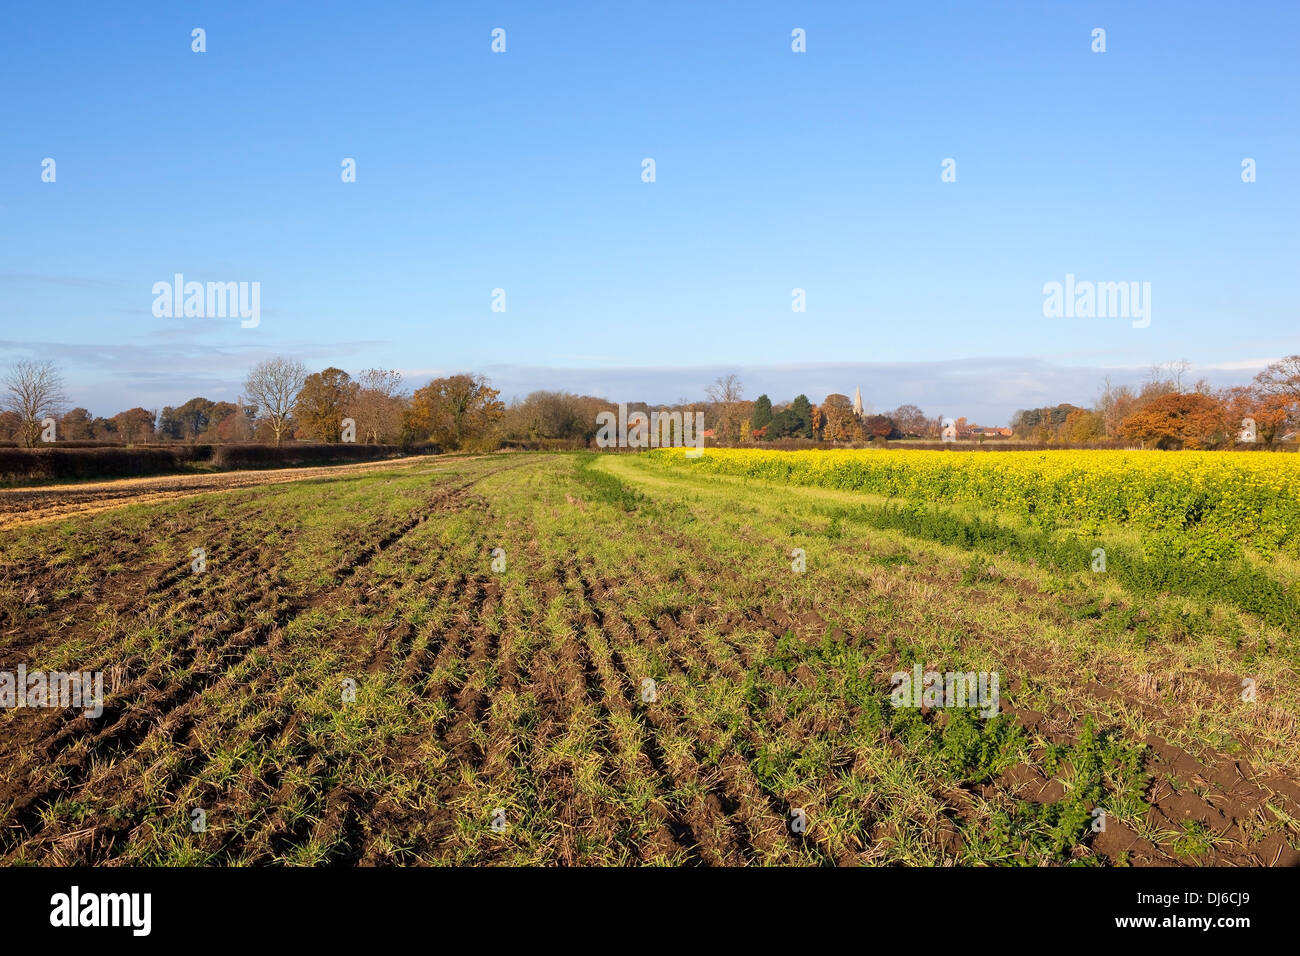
left=0, top=339, right=1281, bottom=425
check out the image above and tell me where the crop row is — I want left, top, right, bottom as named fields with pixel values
left=648, top=448, right=1300, bottom=555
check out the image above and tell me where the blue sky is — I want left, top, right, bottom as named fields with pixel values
left=3, top=0, right=1297, bottom=424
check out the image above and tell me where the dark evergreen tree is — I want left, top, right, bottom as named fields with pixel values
left=790, top=394, right=814, bottom=438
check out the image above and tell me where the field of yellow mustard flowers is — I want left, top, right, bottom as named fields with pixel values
left=648, top=448, right=1300, bottom=556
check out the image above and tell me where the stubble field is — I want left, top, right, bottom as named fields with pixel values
left=1, top=451, right=1297, bottom=866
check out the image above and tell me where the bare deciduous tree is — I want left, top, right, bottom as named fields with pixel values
left=1255, top=355, right=1300, bottom=403
left=2, top=360, right=68, bottom=447
left=243, top=357, right=307, bottom=445
left=1148, top=359, right=1191, bottom=394
left=886, top=404, right=928, bottom=438
left=350, top=369, right=407, bottom=443
left=1253, top=355, right=1300, bottom=438
left=705, top=373, right=745, bottom=444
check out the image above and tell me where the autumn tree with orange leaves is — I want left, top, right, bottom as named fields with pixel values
left=1119, top=392, right=1230, bottom=449
left=405, top=374, right=504, bottom=449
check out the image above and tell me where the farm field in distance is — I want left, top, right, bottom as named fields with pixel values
left=1, top=451, right=1298, bottom=866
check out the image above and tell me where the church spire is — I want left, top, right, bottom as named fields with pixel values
left=853, top=387, right=863, bottom=417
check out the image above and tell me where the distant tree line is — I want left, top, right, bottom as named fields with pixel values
left=4, top=356, right=1299, bottom=452
left=1011, top=358, right=1300, bottom=449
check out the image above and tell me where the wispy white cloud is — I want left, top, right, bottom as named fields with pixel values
left=0, top=340, right=1284, bottom=426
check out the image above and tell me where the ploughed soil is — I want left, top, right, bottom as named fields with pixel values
left=0, top=455, right=446, bottom=530
left=0, top=454, right=1296, bottom=866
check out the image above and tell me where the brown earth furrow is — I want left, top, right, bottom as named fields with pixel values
left=0, top=464, right=522, bottom=861
left=0, top=455, right=451, bottom=530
